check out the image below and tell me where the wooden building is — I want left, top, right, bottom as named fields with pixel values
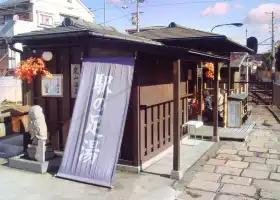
left=11, top=19, right=229, bottom=172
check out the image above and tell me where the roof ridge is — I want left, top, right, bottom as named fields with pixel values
left=173, top=24, right=221, bottom=36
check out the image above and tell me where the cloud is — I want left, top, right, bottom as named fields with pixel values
left=234, top=4, right=243, bottom=9
left=245, top=3, right=280, bottom=24
left=109, top=0, right=124, bottom=3
left=201, top=2, right=231, bottom=16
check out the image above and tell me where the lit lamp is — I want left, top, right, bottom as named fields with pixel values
left=42, top=51, right=53, bottom=61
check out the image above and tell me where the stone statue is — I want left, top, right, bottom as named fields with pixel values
left=28, top=106, right=48, bottom=145
left=27, top=105, right=54, bottom=162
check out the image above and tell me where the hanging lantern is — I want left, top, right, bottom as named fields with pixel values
left=42, top=51, right=53, bottom=61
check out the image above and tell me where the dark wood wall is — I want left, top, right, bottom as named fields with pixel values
left=22, top=43, right=197, bottom=166
left=22, top=45, right=137, bottom=165
left=137, top=53, right=196, bottom=162
left=23, top=47, right=82, bottom=150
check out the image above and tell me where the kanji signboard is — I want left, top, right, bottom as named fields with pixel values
left=57, top=57, right=135, bottom=188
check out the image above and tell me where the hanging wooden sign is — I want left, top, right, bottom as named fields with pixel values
left=71, top=64, right=81, bottom=98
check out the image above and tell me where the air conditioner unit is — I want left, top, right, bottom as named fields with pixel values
left=13, top=15, right=19, bottom=21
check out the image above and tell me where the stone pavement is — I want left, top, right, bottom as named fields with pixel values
left=0, top=161, right=178, bottom=200
left=174, top=105, right=280, bottom=200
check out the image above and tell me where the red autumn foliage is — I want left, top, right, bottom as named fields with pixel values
left=14, top=57, right=52, bottom=84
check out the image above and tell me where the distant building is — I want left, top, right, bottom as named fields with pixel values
left=0, top=0, right=95, bottom=75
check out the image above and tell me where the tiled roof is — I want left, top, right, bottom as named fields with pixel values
left=133, top=22, right=221, bottom=40
left=13, top=18, right=162, bottom=46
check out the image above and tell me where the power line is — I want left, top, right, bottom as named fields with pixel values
left=98, top=13, right=131, bottom=25
left=139, top=0, right=236, bottom=8
left=109, top=2, right=132, bottom=25
left=92, top=0, right=237, bottom=11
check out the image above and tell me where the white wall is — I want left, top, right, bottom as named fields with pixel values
left=0, top=77, right=22, bottom=103
left=33, top=0, right=94, bottom=27
left=3, top=0, right=95, bottom=69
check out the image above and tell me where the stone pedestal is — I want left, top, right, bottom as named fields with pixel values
left=212, top=136, right=220, bottom=142
left=27, top=140, right=54, bottom=162
left=170, top=170, right=183, bottom=180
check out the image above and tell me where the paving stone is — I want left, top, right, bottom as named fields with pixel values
left=247, top=141, right=265, bottom=148
left=206, top=159, right=226, bottom=166
left=179, top=189, right=216, bottom=200
left=215, top=166, right=242, bottom=176
left=241, top=169, right=270, bottom=179
left=203, top=165, right=216, bottom=172
left=216, top=194, right=255, bottom=200
left=249, top=163, right=277, bottom=172
left=259, top=198, right=275, bottom=200
left=220, top=184, right=257, bottom=197
left=216, top=154, right=242, bottom=161
left=266, top=159, right=280, bottom=165
left=220, top=145, right=235, bottom=150
left=217, top=149, right=238, bottom=155
left=269, top=173, right=280, bottom=181
left=277, top=166, right=280, bottom=173
left=268, top=149, right=280, bottom=154
left=254, top=180, right=280, bottom=199
left=249, top=147, right=268, bottom=153
left=265, top=143, right=280, bottom=150
left=187, top=179, right=220, bottom=192
left=221, top=175, right=252, bottom=186
left=193, top=172, right=221, bottom=182
left=238, top=151, right=255, bottom=157
left=253, top=179, right=280, bottom=191
left=225, top=161, right=249, bottom=169
left=259, top=153, right=278, bottom=159
left=250, top=130, right=272, bottom=137
left=260, top=190, right=280, bottom=200
left=244, top=156, right=266, bottom=164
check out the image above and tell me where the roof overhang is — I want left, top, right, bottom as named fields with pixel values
left=157, top=36, right=254, bottom=55
left=11, top=30, right=229, bottom=62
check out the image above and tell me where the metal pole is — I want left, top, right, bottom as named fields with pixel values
left=136, top=0, right=140, bottom=32
left=104, top=0, right=106, bottom=26
left=246, top=55, right=249, bottom=94
left=272, top=12, right=276, bottom=74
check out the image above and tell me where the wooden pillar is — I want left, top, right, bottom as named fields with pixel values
left=227, top=61, right=231, bottom=96
left=132, top=57, right=140, bottom=167
left=197, top=63, right=203, bottom=120
left=213, top=61, right=219, bottom=141
left=223, top=93, right=228, bottom=128
left=172, top=59, right=181, bottom=176
left=186, top=80, right=189, bottom=121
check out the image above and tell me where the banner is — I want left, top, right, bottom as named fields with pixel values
left=57, top=57, right=135, bottom=188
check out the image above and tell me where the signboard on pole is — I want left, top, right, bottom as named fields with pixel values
left=57, top=57, right=135, bottom=188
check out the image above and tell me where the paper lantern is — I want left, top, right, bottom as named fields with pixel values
left=42, top=51, right=53, bottom=61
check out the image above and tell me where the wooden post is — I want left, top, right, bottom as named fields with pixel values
left=133, top=58, right=140, bottom=167
left=213, top=61, right=219, bottom=142
left=223, top=93, right=227, bottom=128
left=197, top=63, right=203, bottom=120
left=171, top=59, right=182, bottom=179
left=186, top=80, right=189, bottom=121
left=227, top=62, right=231, bottom=96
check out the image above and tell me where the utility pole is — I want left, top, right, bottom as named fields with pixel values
left=136, top=0, right=140, bottom=32
left=266, top=12, right=276, bottom=73
left=246, top=29, right=248, bottom=40
left=104, top=0, right=106, bottom=26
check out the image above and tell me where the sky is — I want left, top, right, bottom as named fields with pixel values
left=83, top=0, right=280, bottom=53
